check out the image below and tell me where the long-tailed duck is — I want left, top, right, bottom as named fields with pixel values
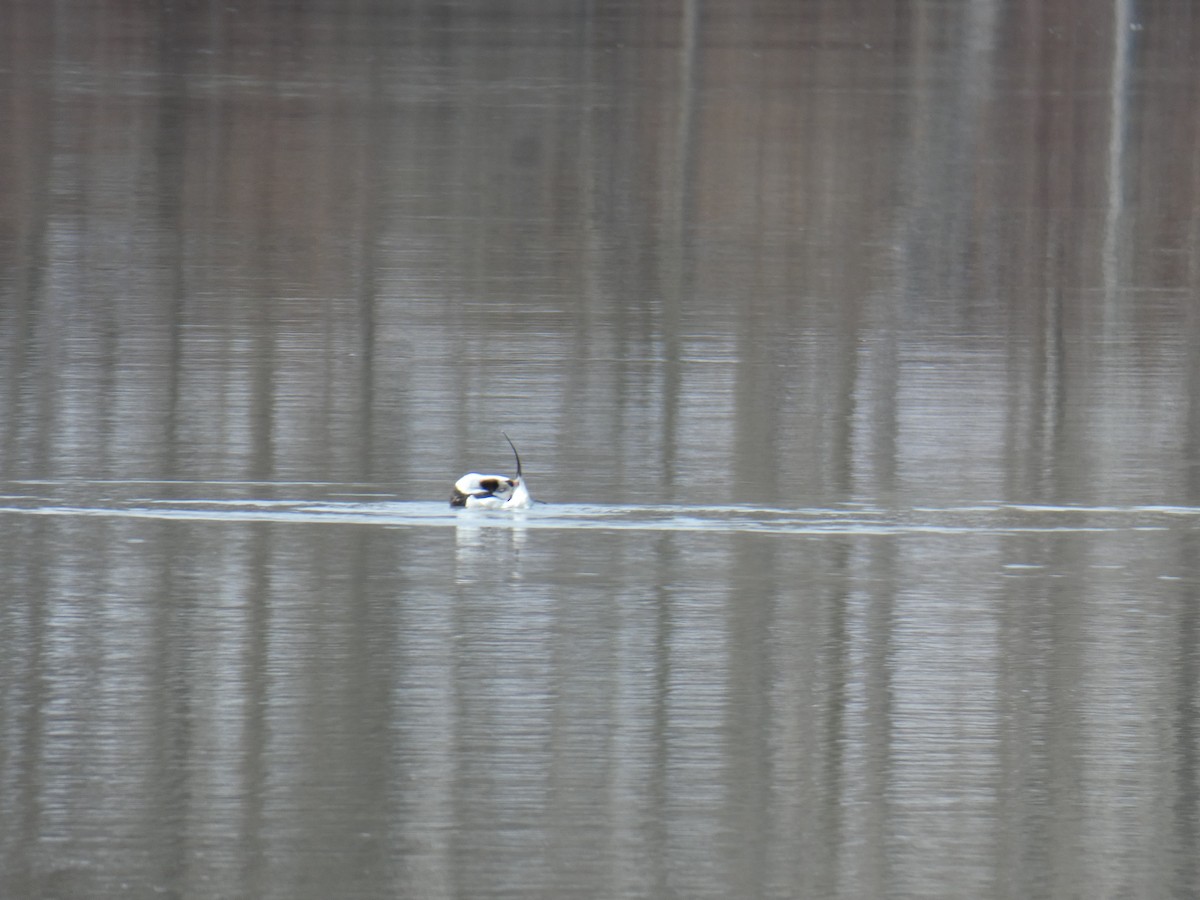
left=450, top=433, right=533, bottom=509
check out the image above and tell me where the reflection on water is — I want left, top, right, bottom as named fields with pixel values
left=2, top=496, right=1198, bottom=899
left=2, top=1, right=1200, bottom=898
left=3, top=0, right=1197, bottom=510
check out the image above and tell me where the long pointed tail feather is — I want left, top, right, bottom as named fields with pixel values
left=502, top=432, right=522, bottom=479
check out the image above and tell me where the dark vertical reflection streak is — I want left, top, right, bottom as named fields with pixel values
left=1, top=7, right=57, bottom=480
left=156, top=4, right=189, bottom=480
left=863, top=535, right=896, bottom=896
left=1101, top=0, right=1134, bottom=334
left=1175, top=227, right=1200, bottom=898
left=659, top=0, right=703, bottom=500
left=1170, top=536, right=1199, bottom=900
left=341, top=527, right=394, bottom=886
left=724, top=533, right=773, bottom=896
left=0, top=520, right=47, bottom=895
left=649, top=532, right=675, bottom=900
left=561, top=0, right=600, bottom=482
left=250, top=307, right=277, bottom=481
left=239, top=524, right=272, bottom=897
left=355, top=13, right=385, bottom=482
left=148, top=525, right=192, bottom=892
left=1044, top=532, right=1089, bottom=894
left=819, top=540, right=849, bottom=898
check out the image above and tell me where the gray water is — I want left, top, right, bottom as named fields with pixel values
left=3, top=2, right=1200, bottom=898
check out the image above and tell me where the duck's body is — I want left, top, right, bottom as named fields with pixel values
left=450, top=472, right=531, bottom=509
left=450, top=434, right=534, bottom=509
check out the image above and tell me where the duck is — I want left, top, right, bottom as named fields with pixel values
left=450, top=433, right=534, bottom=509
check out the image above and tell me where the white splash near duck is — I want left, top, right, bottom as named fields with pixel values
left=450, top=433, right=534, bottom=509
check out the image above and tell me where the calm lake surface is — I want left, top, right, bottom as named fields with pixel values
left=3, top=2, right=1199, bottom=898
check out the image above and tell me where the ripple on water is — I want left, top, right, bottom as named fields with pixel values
left=0, top=489, right=1197, bottom=537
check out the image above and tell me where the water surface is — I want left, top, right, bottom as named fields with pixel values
left=3, top=2, right=1200, bottom=898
